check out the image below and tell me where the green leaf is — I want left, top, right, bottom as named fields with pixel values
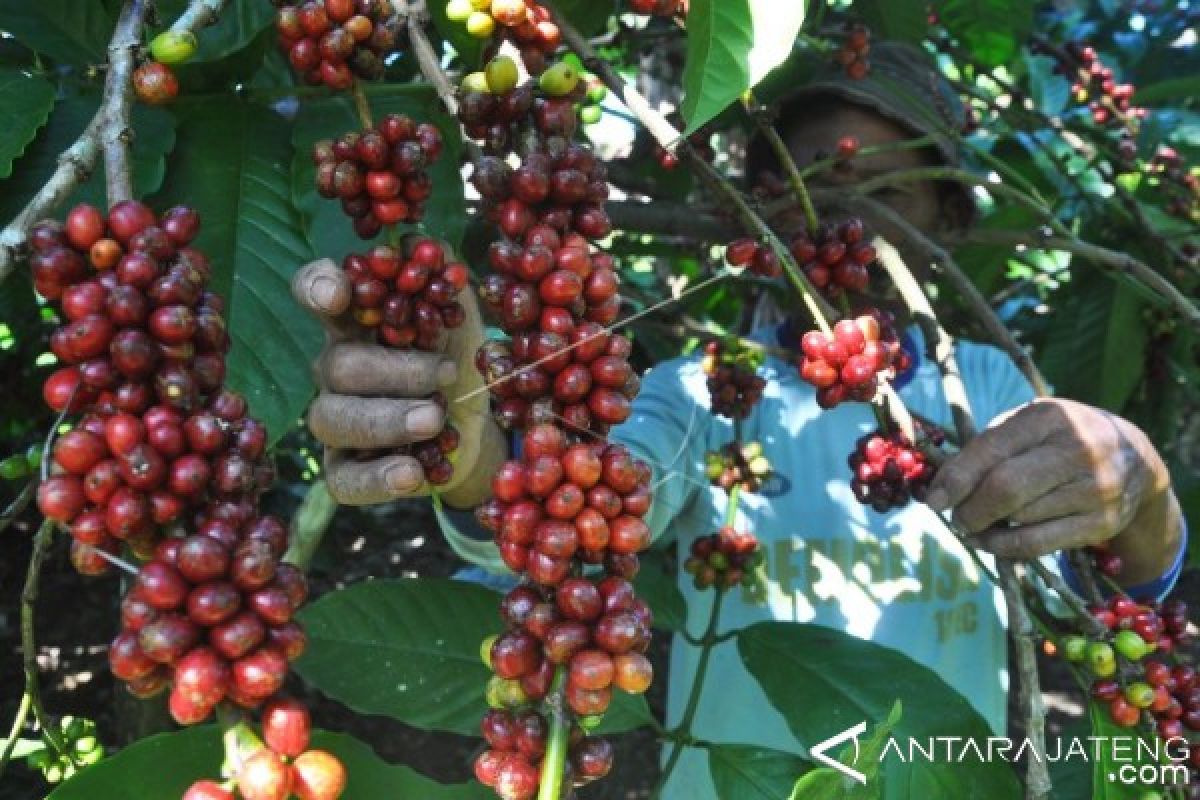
left=789, top=701, right=901, bottom=799
left=150, top=99, right=320, bottom=445
left=709, top=743, right=812, bottom=800
left=937, top=0, right=1032, bottom=68
left=1023, top=51, right=1069, bottom=118
left=738, top=622, right=1020, bottom=800
left=853, top=0, right=927, bottom=44
left=1085, top=701, right=1177, bottom=800
left=0, top=0, right=114, bottom=64
left=295, top=578, right=501, bottom=735
left=0, top=94, right=176, bottom=222
left=1136, top=76, right=1200, bottom=107
left=47, top=726, right=490, bottom=799
left=555, top=1, right=613, bottom=37
left=291, top=90, right=466, bottom=261
left=1039, top=278, right=1147, bottom=412
left=594, top=688, right=656, bottom=734
left=680, top=0, right=806, bottom=134
left=427, top=3, right=485, bottom=68
left=633, top=548, right=687, bottom=632
left=0, top=67, right=55, bottom=179
left=153, top=0, right=275, bottom=62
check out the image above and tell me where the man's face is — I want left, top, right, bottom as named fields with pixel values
left=783, top=100, right=944, bottom=235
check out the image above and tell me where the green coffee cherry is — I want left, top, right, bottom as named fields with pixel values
left=1086, top=642, right=1116, bottom=677
left=485, top=56, right=519, bottom=94
left=587, top=84, right=607, bottom=104
left=466, top=11, right=495, bottom=38
left=578, top=714, right=604, bottom=731
left=480, top=634, right=498, bottom=668
left=149, top=31, right=198, bottom=65
left=1062, top=635, right=1088, bottom=662
left=579, top=104, right=602, bottom=125
left=445, top=0, right=474, bottom=20
left=748, top=456, right=771, bottom=477
left=462, top=71, right=490, bottom=93
left=1113, top=629, right=1149, bottom=661
left=539, top=62, right=580, bottom=96
left=1125, top=681, right=1155, bottom=709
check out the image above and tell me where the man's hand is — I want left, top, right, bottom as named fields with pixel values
left=291, top=255, right=505, bottom=508
left=925, top=398, right=1183, bottom=585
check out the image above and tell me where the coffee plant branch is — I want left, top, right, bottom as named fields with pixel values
left=168, top=0, right=232, bottom=36
left=101, top=0, right=151, bottom=206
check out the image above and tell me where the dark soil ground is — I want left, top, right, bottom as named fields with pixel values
left=3, top=484, right=1194, bottom=800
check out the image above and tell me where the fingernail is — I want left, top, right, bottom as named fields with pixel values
left=384, top=462, right=422, bottom=493
left=310, top=276, right=339, bottom=313
left=406, top=403, right=442, bottom=438
left=437, top=360, right=457, bottom=386
left=925, top=488, right=949, bottom=512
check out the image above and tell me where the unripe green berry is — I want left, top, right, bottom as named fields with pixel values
left=466, top=11, right=495, bottom=37
left=539, top=62, right=580, bottom=96
left=741, top=441, right=763, bottom=460
left=149, top=31, right=197, bottom=65
left=1062, top=635, right=1088, bottom=662
left=1113, top=629, right=1148, bottom=661
left=445, top=0, right=474, bottom=20
left=480, top=634, right=498, bottom=667
left=579, top=104, right=602, bottom=125
left=462, top=71, right=490, bottom=93
left=1124, top=681, right=1155, bottom=709
left=485, top=56, right=519, bottom=94
left=587, top=84, right=607, bottom=104
left=708, top=552, right=729, bottom=571
left=749, top=456, right=770, bottom=476
left=578, top=714, right=604, bottom=731
left=1086, top=642, right=1117, bottom=677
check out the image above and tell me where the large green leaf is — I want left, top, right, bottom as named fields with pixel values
left=48, top=726, right=490, bottom=799
left=789, top=701, right=900, bottom=799
left=0, top=67, right=55, bottom=179
left=555, top=0, right=613, bottom=37
left=1136, top=76, right=1200, bottom=107
left=290, top=90, right=466, bottom=262
left=153, top=0, right=275, bottom=62
left=594, top=688, right=656, bottom=734
left=633, top=548, right=687, bottom=633
left=0, top=93, right=176, bottom=221
left=738, top=622, right=1020, bottom=800
left=150, top=99, right=320, bottom=445
left=1039, top=278, right=1147, bottom=412
left=709, top=743, right=812, bottom=800
left=680, top=0, right=806, bottom=134
left=937, top=0, right=1033, bottom=68
left=854, top=0, right=927, bottom=44
left=0, top=0, right=115, bottom=64
left=296, top=578, right=501, bottom=735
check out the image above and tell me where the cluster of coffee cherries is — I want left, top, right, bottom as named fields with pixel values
left=834, top=23, right=870, bottom=80
left=1064, top=594, right=1197, bottom=767
left=313, top=114, right=443, bottom=238
left=846, top=429, right=936, bottom=512
left=444, top=0, right=561, bottom=74
left=704, top=440, right=771, bottom=493
left=683, top=527, right=763, bottom=591
left=1147, top=145, right=1199, bottom=221
left=724, top=237, right=781, bottom=279
left=339, top=238, right=468, bottom=348
left=787, top=217, right=877, bottom=297
left=796, top=314, right=909, bottom=409
left=700, top=340, right=767, bottom=420
left=626, top=0, right=686, bottom=16
left=28, top=202, right=343, bottom=795
left=1062, top=43, right=1142, bottom=128
left=184, top=699, right=346, bottom=800
left=272, top=0, right=399, bottom=88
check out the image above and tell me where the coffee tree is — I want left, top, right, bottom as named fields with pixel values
left=0, top=0, right=1196, bottom=799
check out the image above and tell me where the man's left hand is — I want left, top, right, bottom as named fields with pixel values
left=925, top=398, right=1182, bottom=584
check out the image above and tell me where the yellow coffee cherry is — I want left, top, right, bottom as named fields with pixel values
left=466, top=11, right=496, bottom=37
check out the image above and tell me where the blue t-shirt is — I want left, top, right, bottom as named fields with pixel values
left=607, top=327, right=1038, bottom=799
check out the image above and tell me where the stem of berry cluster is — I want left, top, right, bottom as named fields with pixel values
left=745, top=95, right=819, bottom=237
left=536, top=668, right=569, bottom=800
left=168, top=0, right=231, bottom=36
left=351, top=80, right=375, bottom=128
left=100, top=0, right=150, bottom=207
left=797, top=135, right=939, bottom=181
left=283, top=480, right=339, bottom=571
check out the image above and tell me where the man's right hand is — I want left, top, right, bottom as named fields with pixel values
left=291, top=256, right=506, bottom=508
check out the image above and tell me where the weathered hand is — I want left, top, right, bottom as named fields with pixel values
left=291, top=253, right=504, bottom=508
left=926, top=398, right=1181, bottom=583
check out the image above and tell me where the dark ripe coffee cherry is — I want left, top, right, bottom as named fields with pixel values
left=119, top=443, right=167, bottom=491
left=544, top=621, right=590, bottom=664
left=586, top=484, right=623, bottom=519
left=183, top=781, right=233, bottom=800
left=122, top=591, right=157, bottom=635
left=61, top=280, right=107, bottom=321
left=600, top=446, right=639, bottom=493
left=250, top=587, right=292, bottom=626
left=262, top=697, right=312, bottom=758
left=231, top=646, right=288, bottom=701
left=187, top=581, right=241, bottom=626
left=65, top=204, right=106, bottom=251
left=107, top=200, right=157, bottom=245
left=70, top=509, right=108, bottom=545
left=481, top=708, right=518, bottom=750
left=213, top=452, right=255, bottom=495
left=501, top=585, right=542, bottom=628
left=556, top=577, right=603, bottom=622
left=53, top=429, right=107, bottom=475
left=571, top=736, right=614, bottom=780
left=237, top=748, right=293, bottom=800
left=491, top=630, right=542, bottom=679
left=245, top=515, right=290, bottom=558
left=64, top=314, right=115, bottom=361
left=230, top=541, right=277, bottom=591
left=183, top=412, right=227, bottom=454
left=43, top=366, right=87, bottom=412
left=176, top=535, right=230, bottom=583
left=136, top=561, right=189, bottom=610
left=495, top=756, right=539, bottom=800
left=526, top=550, right=571, bottom=586
left=138, top=612, right=200, bottom=664
left=532, top=519, right=576, bottom=559
left=210, top=611, right=266, bottom=661
left=168, top=683, right=216, bottom=725
left=174, top=646, right=230, bottom=707
left=570, top=649, right=615, bottom=690
left=492, top=461, right=528, bottom=503
left=613, top=652, right=653, bottom=693
left=523, top=602, right=561, bottom=641
left=565, top=682, right=611, bottom=716
left=105, top=285, right=148, bottom=327
left=593, top=612, right=643, bottom=654
left=514, top=710, right=548, bottom=759
left=149, top=305, right=197, bottom=344
left=109, top=630, right=157, bottom=681
left=37, top=475, right=85, bottom=522
left=111, top=329, right=160, bottom=378
left=291, top=749, right=347, bottom=800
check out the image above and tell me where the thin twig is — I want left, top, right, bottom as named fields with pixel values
left=403, top=11, right=485, bottom=166
left=283, top=480, right=338, bottom=571
left=998, top=560, right=1053, bottom=800
left=167, top=0, right=230, bottom=35
left=19, top=520, right=73, bottom=765
left=101, top=0, right=150, bottom=206
left=745, top=98, right=818, bottom=236
left=0, top=480, right=37, bottom=535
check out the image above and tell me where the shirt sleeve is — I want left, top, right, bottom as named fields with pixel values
left=610, top=357, right=710, bottom=545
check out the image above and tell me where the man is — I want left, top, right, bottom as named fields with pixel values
left=290, top=42, right=1185, bottom=798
